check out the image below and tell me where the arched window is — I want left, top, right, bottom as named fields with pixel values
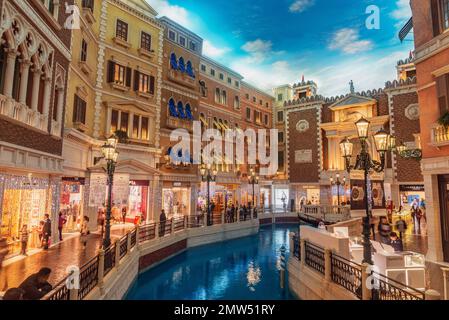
left=186, top=61, right=195, bottom=78
left=215, top=88, right=220, bottom=103
left=178, top=57, right=185, bottom=73
left=221, top=90, right=227, bottom=105
left=234, top=96, right=240, bottom=109
left=170, top=53, right=178, bottom=70
left=177, top=101, right=186, bottom=119
left=168, top=98, right=178, bottom=117
left=213, top=117, right=219, bottom=130
left=185, top=103, right=193, bottom=120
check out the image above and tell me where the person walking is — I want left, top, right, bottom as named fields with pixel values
left=159, top=210, right=167, bottom=237
left=37, top=220, right=44, bottom=247
left=42, top=214, right=52, bottom=250
left=20, top=225, right=29, bottom=256
left=97, top=208, right=105, bottom=235
left=395, top=216, right=408, bottom=239
left=80, top=216, right=90, bottom=249
left=121, top=207, right=128, bottom=224
left=58, top=211, right=67, bottom=242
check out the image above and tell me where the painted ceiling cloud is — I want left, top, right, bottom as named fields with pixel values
left=328, top=28, right=373, bottom=54
left=289, top=0, right=315, bottom=13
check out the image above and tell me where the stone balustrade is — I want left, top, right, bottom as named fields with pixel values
left=301, top=205, right=351, bottom=223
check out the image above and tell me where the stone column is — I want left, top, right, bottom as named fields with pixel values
left=3, top=49, right=18, bottom=98
left=105, top=107, right=112, bottom=136
left=53, top=0, right=60, bottom=20
left=30, top=69, right=43, bottom=112
left=18, top=60, right=31, bottom=104
left=128, top=112, right=134, bottom=138
left=56, top=88, right=64, bottom=124
left=42, top=77, right=52, bottom=116
left=424, top=173, right=444, bottom=262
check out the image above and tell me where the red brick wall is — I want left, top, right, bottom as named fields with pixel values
left=0, top=118, right=63, bottom=155
left=392, top=91, right=422, bottom=182
left=139, top=239, right=187, bottom=271
left=288, top=107, right=320, bottom=183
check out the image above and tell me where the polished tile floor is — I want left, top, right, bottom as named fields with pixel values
left=0, top=226, right=131, bottom=291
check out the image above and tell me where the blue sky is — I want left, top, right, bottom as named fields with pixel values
left=146, top=0, right=414, bottom=96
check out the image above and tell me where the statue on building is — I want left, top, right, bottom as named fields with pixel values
left=349, top=80, right=355, bottom=94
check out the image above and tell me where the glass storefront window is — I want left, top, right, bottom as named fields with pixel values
left=60, top=181, right=84, bottom=232
left=162, top=188, right=191, bottom=218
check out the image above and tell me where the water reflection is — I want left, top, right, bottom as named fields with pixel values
left=126, top=225, right=298, bottom=300
left=247, top=261, right=261, bottom=292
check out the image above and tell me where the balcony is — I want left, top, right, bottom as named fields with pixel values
left=138, top=48, right=156, bottom=60
left=166, top=116, right=193, bottom=131
left=168, top=69, right=196, bottom=89
left=0, top=94, right=47, bottom=132
left=431, top=124, right=449, bottom=147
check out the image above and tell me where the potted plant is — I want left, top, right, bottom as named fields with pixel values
left=438, top=111, right=449, bottom=129
left=114, top=130, right=129, bottom=144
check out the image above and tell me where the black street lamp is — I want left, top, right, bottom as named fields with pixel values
left=248, top=167, right=259, bottom=207
left=330, top=173, right=346, bottom=209
left=96, top=136, right=119, bottom=249
left=340, top=118, right=393, bottom=265
left=200, top=164, right=217, bottom=226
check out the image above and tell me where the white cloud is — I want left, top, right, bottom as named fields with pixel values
left=328, top=28, right=373, bottom=54
left=308, top=51, right=407, bottom=97
left=203, top=40, right=231, bottom=58
left=391, top=0, right=412, bottom=21
left=289, top=0, right=315, bottom=13
left=241, top=39, right=273, bottom=63
left=145, top=0, right=194, bottom=29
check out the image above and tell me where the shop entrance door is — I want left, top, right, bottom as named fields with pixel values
left=437, top=175, right=449, bottom=262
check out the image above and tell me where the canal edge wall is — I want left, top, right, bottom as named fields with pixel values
left=86, top=220, right=260, bottom=300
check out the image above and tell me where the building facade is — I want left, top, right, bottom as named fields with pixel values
left=157, top=16, right=202, bottom=220
left=0, top=0, right=72, bottom=255
left=409, top=0, right=449, bottom=267
left=284, top=67, right=422, bottom=213
left=240, top=82, right=274, bottom=209
left=62, top=0, right=164, bottom=230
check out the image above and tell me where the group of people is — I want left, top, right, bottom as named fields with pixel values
left=225, top=203, right=257, bottom=223
left=18, top=214, right=52, bottom=256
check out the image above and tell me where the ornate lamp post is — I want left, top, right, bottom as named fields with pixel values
left=200, top=164, right=217, bottom=226
left=98, top=136, right=119, bottom=249
left=340, top=118, right=392, bottom=265
left=330, top=173, right=346, bottom=209
left=248, top=167, right=259, bottom=207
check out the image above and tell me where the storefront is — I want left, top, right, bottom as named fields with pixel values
left=162, top=182, right=191, bottom=218
left=128, top=180, right=149, bottom=224
left=88, top=172, right=150, bottom=225
left=60, top=177, right=85, bottom=232
left=274, top=187, right=289, bottom=211
left=0, top=174, right=55, bottom=256
left=399, top=185, right=425, bottom=211
left=260, top=186, right=272, bottom=209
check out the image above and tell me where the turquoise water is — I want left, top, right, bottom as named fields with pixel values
left=126, top=225, right=299, bottom=300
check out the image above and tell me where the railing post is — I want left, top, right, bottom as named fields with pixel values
left=184, top=215, right=188, bottom=229
left=361, top=263, right=372, bottom=300
left=300, top=239, right=306, bottom=268
left=69, top=287, right=79, bottom=301
left=171, top=218, right=175, bottom=234
left=237, top=209, right=240, bottom=223
left=126, top=231, right=131, bottom=254
left=289, top=232, right=294, bottom=254
left=135, top=225, right=140, bottom=245
left=155, top=222, right=159, bottom=240
left=324, top=249, right=332, bottom=282
left=221, top=211, right=225, bottom=224
left=98, top=249, right=105, bottom=294
left=425, top=289, right=441, bottom=300
left=115, top=239, right=121, bottom=268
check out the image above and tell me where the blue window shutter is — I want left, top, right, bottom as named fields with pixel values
left=169, top=99, right=178, bottom=117
left=170, top=53, right=178, bottom=70
left=177, top=101, right=186, bottom=118
left=185, top=104, right=193, bottom=120
left=178, top=57, right=185, bottom=72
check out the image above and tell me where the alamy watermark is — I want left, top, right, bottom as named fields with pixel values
left=366, top=5, right=380, bottom=30
left=169, top=122, right=279, bottom=176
